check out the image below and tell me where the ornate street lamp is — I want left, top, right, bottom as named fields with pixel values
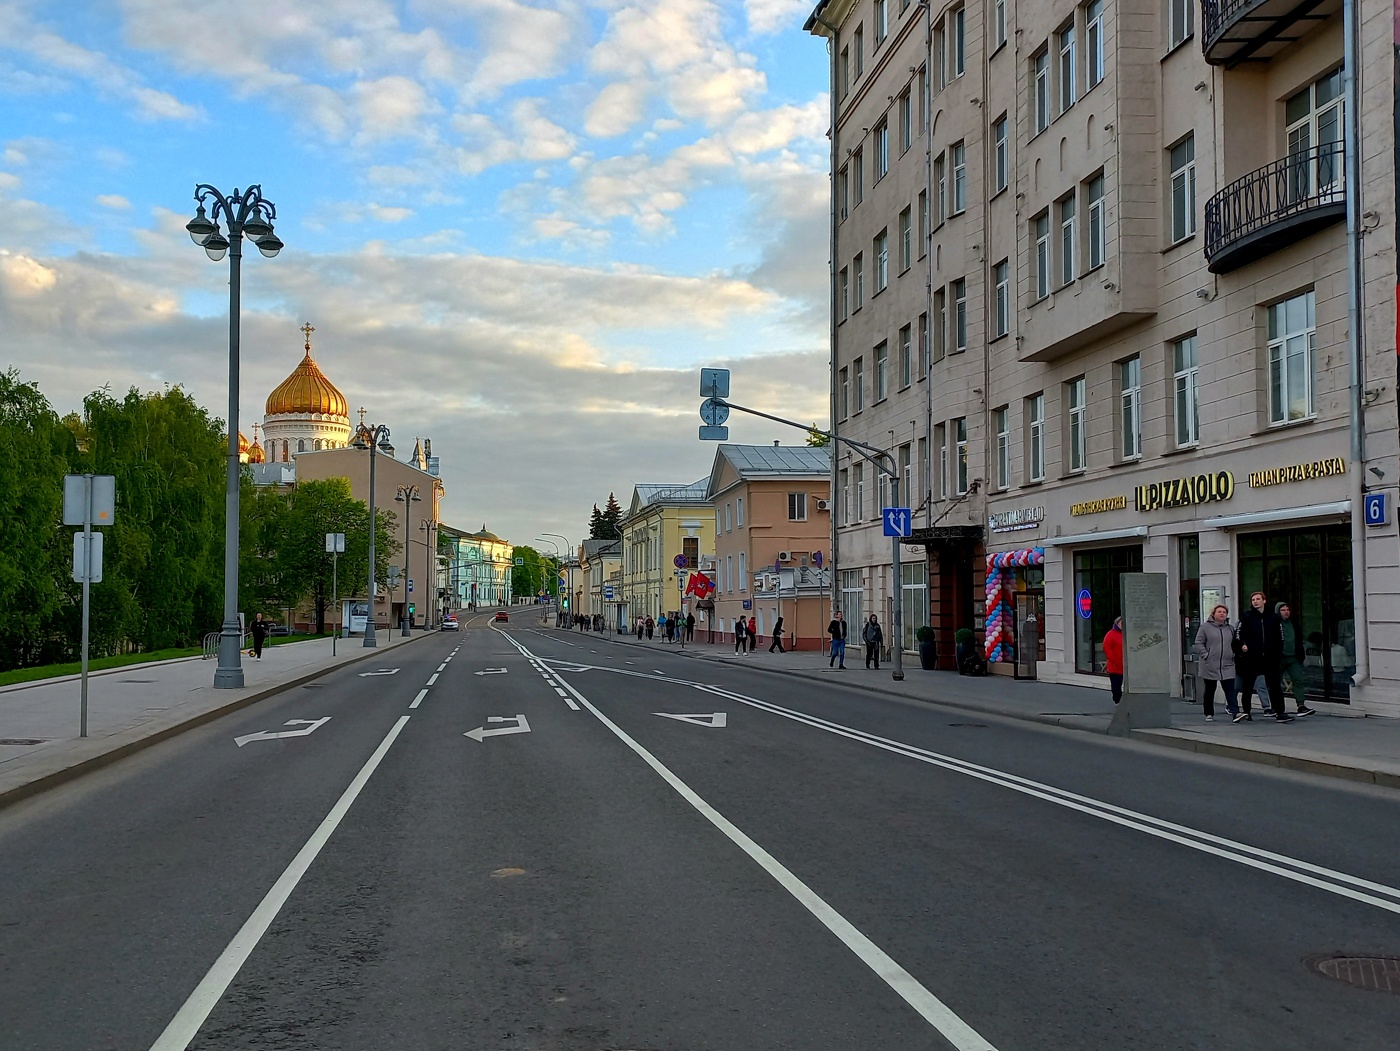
left=352, top=422, right=394, bottom=646
left=395, top=484, right=422, bottom=635
left=186, top=184, right=282, bottom=688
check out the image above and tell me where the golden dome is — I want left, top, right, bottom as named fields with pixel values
left=265, top=324, right=349, bottom=419
left=237, top=430, right=250, bottom=453
left=248, top=440, right=266, bottom=464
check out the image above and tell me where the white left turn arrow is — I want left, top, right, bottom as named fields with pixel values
left=235, top=717, right=331, bottom=747
left=464, top=714, right=531, bottom=742
left=473, top=668, right=508, bottom=676
left=358, top=668, right=400, bottom=677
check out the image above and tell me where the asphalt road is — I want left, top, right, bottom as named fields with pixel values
left=3, top=610, right=1400, bottom=1050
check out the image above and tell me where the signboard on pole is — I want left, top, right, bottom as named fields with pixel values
left=881, top=507, right=912, bottom=537
left=72, top=531, right=104, bottom=583
left=325, top=532, right=346, bottom=553
left=63, top=474, right=115, bottom=527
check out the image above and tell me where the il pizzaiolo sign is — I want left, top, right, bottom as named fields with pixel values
left=1134, top=470, right=1235, bottom=512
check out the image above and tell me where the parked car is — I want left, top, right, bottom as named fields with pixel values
left=493, top=610, right=510, bottom=623
left=268, top=624, right=293, bottom=637
left=440, top=616, right=459, bottom=631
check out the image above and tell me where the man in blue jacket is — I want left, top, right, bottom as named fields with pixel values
left=1235, top=591, right=1293, bottom=723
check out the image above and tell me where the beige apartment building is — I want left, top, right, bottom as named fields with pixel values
left=807, top=0, right=1400, bottom=711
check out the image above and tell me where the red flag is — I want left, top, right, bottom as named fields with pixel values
left=692, top=572, right=715, bottom=599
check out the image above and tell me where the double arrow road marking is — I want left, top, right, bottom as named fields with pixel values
left=235, top=718, right=331, bottom=747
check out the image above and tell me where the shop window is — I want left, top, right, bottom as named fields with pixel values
left=1073, top=545, right=1144, bottom=674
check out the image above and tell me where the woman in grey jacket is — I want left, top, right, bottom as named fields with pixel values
left=1193, top=604, right=1238, bottom=721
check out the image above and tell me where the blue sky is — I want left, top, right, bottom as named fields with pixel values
left=1, top=0, right=832, bottom=545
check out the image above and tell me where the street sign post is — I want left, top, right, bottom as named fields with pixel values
left=326, top=532, right=345, bottom=654
left=65, top=473, right=115, bottom=738
left=882, top=507, right=913, bottom=537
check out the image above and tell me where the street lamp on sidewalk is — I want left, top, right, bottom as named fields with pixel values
left=185, top=183, right=283, bottom=689
left=395, top=484, right=421, bottom=635
left=352, top=422, right=393, bottom=647
left=419, top=518, right=438, bottom=628
left=542, top=532, right=573, bottom=622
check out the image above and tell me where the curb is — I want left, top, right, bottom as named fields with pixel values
left=550, top=628, right=1399, bottom=791
left=0, top=631, right=438, bottom=812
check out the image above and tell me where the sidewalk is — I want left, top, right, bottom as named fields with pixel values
left=581, top=630, right=1400, bottom=790
left=0, top=630, right=433, bottom=808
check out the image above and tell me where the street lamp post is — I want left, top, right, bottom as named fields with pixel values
left=542, top=532, right=573, bottom=625
left=185, top=184, right=283, bottom=689
left=352, top=423, right=394, bottom=646
left=419, top=518, right=437, bottom=628
left=396, top=484, right=422, bottom=635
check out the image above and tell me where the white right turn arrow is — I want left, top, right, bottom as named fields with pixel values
left=464, top=714, right=531, bottom=742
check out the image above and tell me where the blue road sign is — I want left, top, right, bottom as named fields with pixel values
left=408, top=579, right=414, bottom=593
left=700, top=368, right=730, bottom=398
left=1365, top=491, right=1389, bottom=527
left=882, top=507, right=912, bottom=537
left=699, top=425, right=729, bottom=440
left=605, top=585, right=615, bottom=600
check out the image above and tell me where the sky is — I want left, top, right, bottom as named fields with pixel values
left=0, top=0, right=832, bottom=549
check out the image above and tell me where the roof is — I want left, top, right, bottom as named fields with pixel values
left=804, top=0, right=833, bottom=32
left=580, top=537, right=621, bottom=559
left=635, top=479, right=710, bottom=506
left=707, top=444, right=830, bottom=499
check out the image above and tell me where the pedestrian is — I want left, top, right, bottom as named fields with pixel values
left=636, top=619, right=644, bottom=641
left=666, top=615, right=677, bottom=644
left=748, top=615, right=758, bottom=653
left=685, top=612, right=695, bottom=642
left=1235, top=591, right=1292, bottom=722
left=1103, top=615, right=1124, bottom=704
left=1193, top=604, right=1238, bottom=722
left=734, top=615, right=747, bottom=653
left=1276, top=602, right=1316, bottom=717
left=828, top=610, right=847, bottom=668
left=250, top=612, right=269, bottom=660
left=646, top=615, right=654, bottom=640
left=770, top=616, right=786, bottom=653
left=862, top=613, right=884, bottom=670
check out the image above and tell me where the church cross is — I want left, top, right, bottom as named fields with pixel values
left=301, top=322, right=315, bottom=352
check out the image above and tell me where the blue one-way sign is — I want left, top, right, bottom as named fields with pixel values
left=882, top=507, right=912, bottom=537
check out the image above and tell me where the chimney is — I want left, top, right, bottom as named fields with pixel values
left=773, top=440, right=780, bottom=447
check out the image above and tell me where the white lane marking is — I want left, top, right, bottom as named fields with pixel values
left=654, top=712, right=727, bottom=728
left=563, top=696, right=580, bottom=710
left=694, top=683, right=1400, bottom=916
left=437, top=663, right=447, bottom=672
left=150, top=716, right=411, bottom=1051
left=554, top=687, right=568, bottom=697
left=531, top=655, right=995, bottom=1050
left=357, top=667, right=399, bottom=677
left=426, top=673, right=439, bottom=686
left=234, top=718, right=331, bottom=748
left=474, top=669, right=508, bottom=676
left=464, top=714, right=531, bottom=742
left=409, top=689, right=428, bottom=710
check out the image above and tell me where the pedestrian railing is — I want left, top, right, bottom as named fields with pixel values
left=202, top=630, right=252, bottom=659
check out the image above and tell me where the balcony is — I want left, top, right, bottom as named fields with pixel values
left=1204, top=142, right=1346, bottom=273
left=1201, top=0, right=1339, bottom=67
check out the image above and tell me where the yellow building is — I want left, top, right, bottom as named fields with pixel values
left=619, top=481, right=714, bottom=628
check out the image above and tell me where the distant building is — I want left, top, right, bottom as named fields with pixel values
left=440, top=525, right=514, bottom=609
left=619, top=480, right=714, bottom=624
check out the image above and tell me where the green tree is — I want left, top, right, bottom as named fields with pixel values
left=588, top=503, right=604, bottom=539
left=510, top=544, right=554, bottom=601
left=600, top=493, right=623, bottom=539
left=806, top=424, right=831, bottom=447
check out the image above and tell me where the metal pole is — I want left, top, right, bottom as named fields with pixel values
left=891, top=474, right=904, bottom=681
left=401, top=504, right=412, bottom=636
left=214, top=225, right=245, bottom=689
left=364, top=440, right=378, bottom=647
left=80, top=473, right=91, bottom=737
left=331, top=547, right=338, bottom=657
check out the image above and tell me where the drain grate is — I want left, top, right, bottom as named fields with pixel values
left=0, top=738, right=47, bottom=746
left=1305, top=954, right=1400, bottom=994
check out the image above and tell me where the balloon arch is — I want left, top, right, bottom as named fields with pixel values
left=983, top=547, right=1045, bottom=662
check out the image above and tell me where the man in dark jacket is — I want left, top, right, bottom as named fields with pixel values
left=1276, top=601, right=1316, bottom=717
left=1235, top=591, right=1293, bottom=722
left=828, top=611, right=847, bottom=669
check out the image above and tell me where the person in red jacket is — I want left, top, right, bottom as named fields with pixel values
left=1102, top=615, right=1124, bottom=704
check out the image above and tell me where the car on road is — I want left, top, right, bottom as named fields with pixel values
left=267, top=624, right=293, bottom=637
left=440, top=616, right=459, bottom=631
left=493, top=611, right=509, bottom=623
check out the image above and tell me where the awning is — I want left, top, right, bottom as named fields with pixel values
left=1203, top=500, right=1350, bottom=530
left=908, top=524, right=984, bottom=545
left=1046, top=526, right=1149, bottom=547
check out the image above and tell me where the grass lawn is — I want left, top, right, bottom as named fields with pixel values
left=0, top=633, right=333, bottom=689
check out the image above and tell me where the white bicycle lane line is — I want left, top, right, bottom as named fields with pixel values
left=510, top=638, right=999, bottom=1051
left=499, top=630, right=581, bottom=710
left=686, top=682, right=1400, bottom=916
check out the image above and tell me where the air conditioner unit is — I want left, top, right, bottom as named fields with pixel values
left=778, top=551, right=793, bottom=562
left=816, top=499, right=830, bottom=511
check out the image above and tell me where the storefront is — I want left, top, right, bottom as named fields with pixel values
left=1070, top=544, right=1144, bottom=675
left=983, top=546, right=1045, bottom=677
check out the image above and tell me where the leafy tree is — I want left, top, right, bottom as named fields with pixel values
left=806, top=425, right=831, bottom=447
left=510, top=544, right=556, bottom=600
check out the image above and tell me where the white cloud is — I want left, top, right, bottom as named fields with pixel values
left=96, top=194, right=131, bottom=210
left=745, top=0, right=811, bottom=35
left=367, top=203, right=414, bottom=222
left=450, top=98, right=576, bottom=174
left=584, top=79, right=651, bottom=138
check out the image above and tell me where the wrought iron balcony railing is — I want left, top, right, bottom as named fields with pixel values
left=1202, top=0, right=1336, bottom=67
left=1204, top=141, right=1346, bottom=273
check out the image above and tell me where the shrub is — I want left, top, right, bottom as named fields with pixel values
left=954, top=627, right=976, bottom=645
left=915, top=625, right=935, bottom=643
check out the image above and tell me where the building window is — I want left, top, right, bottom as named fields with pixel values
left=1287, top=68, right=1345, bottom=200
left=1173, top=335, right=1199, bottom=446
left=715, top=507, right=722, bottom=533
left=839, top=267, right=849, bottom=321
left=875, top=120, right=890, bottom=181
left=899, top=207, right=912, bottom=271
left=993, top=259, right=1010, bottom=337
left=739, top=552, right=746, bottom=591
left=854, top=252, right=865, bottom=309
left=994, top=0, right=1007, bottom=48
left=1034, top=212, right=1051, bottom=300
left=874, top=0, right=888, bottom=43
left=1120, top=355, right=1142, bottom=459
left=952, top=278, right=967, bottom=352
left=1086, top=0, right=1104, bottom=88
left=838, top=166, right=849, bottom=220
left=1058, top=23, right=1076, bottom=112
left=683, top=536, right=699, bottom=567
left=1058, top=193, right=1076, bottom=284
left=919, top=64, right=929, bottom=128
left=875, top=341, right=889, bottom=401
left=853, top=356, right=865, bottom=412
left=1268, top=290, right=1316, bottom=423
left=839, top=467, right=850, bottom=524
left=789, top=491, right=808, bottom=521
left=1169, top=0, right=1193, bottom=48
left=1170, top=134, right=1196, bottom=243
left=839, top=366, right=850, bottom=419
left=878, top=470, right=889, bottom=513
left=875, top=230, right=889, bottom=291
left=952, top=6, right=966, bottom=76
left=737, top=496, right=744, bottom=526
left=1033, top=48, right=1050, bottom=134
left=839, top=46, right=850, bottom=99
left=854, top=24, right=864, bottom=76
left=726, top=554, right=733, bottom=592
left=933, top=288, right=946, bottom=361
left=935, top=422, right=948, bottom=497
left=1068, top=376, right=1087, bottom=471
left=725, top=503, right=732, bottom=532
left=918, top=436, right=928, bottom=502
left=934, top=153, right=947, bottom=224
left=994, top=406, right=1010, bottom=490
left=934, top=20, right=947, bottom=88
left=899, top=90, right=913, bottom=153
left=1087, top=173, right=1106, bottom=269
left=297, top=438, right=306, bottom=452
left=841, top=568, right=864, bottom=626
left=919, top=312, right=930, bottom=373
left=853, top=147, right=864, bottom=205
left=993, top=116, right=1008, bottom=192
left=951, top=141, right=967, bottom=214
left=899, top=324, right=913, bottom=387
left=900, top=443, right=913, bottom=505
left=1028, top=392, right=1046, bottom=482
left=918, top=191, right=929, bottom=254
left=854, top=462, right=866, bottom=519
left=954, top=417, right=969, bottom=494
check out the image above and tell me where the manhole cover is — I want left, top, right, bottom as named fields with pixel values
left=1305, top=954, right=1400, bottom=994
left=0, top=739, right=47, bottom=746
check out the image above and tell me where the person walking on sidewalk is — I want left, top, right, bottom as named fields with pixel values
left=645, top=615, right=654, bottom=640
left=828, top=611, right=847, bottom=668
left=862, top=614, right=884, bottom=670
left=734, top=615, right=747, bottom=654
left=1277, top=602, right=1316, bottom=717
left=1236, top=591, right=1293, bottom=722
left=1193, top=604, right=1238, bottom=722
left=685, top=612, right=695, bottom=642
left=1103, top=616, right=1124, bottom=704
left=250, top=613, right=269, bottom=661
left=770, top=616, right=786, bottom=653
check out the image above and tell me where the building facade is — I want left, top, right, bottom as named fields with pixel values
left=440, top=525, right=514, bottom=609
left=706, top=445, right=833, bottom=650
left=579, top=538, right=623, bottom=626
left=619, top=481, right=715, bottom=626
left=807, top=0, right=1400, bottom=711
